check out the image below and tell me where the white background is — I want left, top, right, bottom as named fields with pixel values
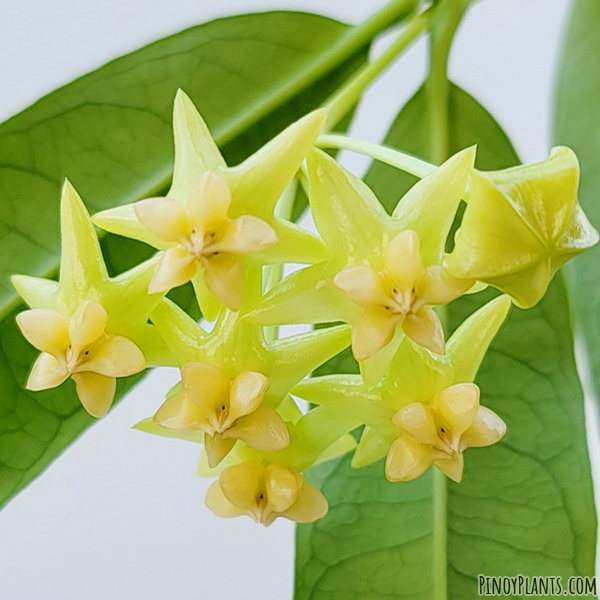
left=0, top=1, right=596, bottom=599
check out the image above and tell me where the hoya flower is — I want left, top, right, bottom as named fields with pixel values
left=12, top=181, right=170, bottom=417
left=205, top=460, right=327, bottom=525
left=294, top=295, right=511, bottom=481
left=386, top=383, right=505, bottom=482
left=445, top=147, right=598, bottom=308
left=334, top=229, right=472, bottom=360
left=93, top=90, right=327, bottom=319
left=249, top=147, right=475, bottom=385
left=154, top=362, right=289, bottom=467
left=17, top=300, right=145, bottom=418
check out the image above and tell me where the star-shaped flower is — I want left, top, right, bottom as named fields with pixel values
left=144, top=278, right=351, bottom=467
left=12, top=181, right=170, bottom=417
left=293, top=295, right=511, bottom=483
left=445, top=146, right=598, bottom=308
left=248, top=147, right=476, bottom=385
left=93, top=90, right=328, bottom=320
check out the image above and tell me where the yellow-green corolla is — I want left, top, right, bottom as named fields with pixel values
left=12, top=181, right=169, bottom=417
left=93, top=90, right=327, bottom=319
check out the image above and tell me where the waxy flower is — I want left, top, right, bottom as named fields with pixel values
left=93, top=90, right=327, bottom=319
left=445, top=147, right=599, bottom=308
left=294, top=295, right=511, bottom=480
left=154, top=362, right=289, bottom=467
left=386, top=383, right=505, bottom=482
left=205, top=460, right=328, bottom=525
left=12, top=181, right=170, bottom=417
left=17, top=301, right=144, bottom=418
left=249, top=147, right=475, bottom=385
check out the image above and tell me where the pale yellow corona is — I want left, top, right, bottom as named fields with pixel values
left=135, top=172, right=278, bottom=310
left=16, top=300, right=146, bottom=418
left=154, top=362, right=289, bottom=467
left=334, top=230, right=473, bottom=361
left=205, top=460, right=328, bottom=525
left=385, top=383, right=506, bottom=483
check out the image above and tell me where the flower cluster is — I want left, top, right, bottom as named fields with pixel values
left=13, top=90, right=597, bottom=526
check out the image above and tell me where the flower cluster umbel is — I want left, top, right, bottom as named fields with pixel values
left=13, top=90, right=597, bottom=525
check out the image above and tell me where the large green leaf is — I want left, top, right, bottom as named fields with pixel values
left=0, top=10, right=387, bottom=508
left=295, top=85, right=596, bottom=599
left=554, top=0, right=600, bottom=400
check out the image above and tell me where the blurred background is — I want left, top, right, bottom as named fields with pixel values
left=0, top=1, right=592, bottom=599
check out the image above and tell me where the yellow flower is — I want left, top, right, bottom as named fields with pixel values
left=385, top=383, right=506, bottom=483
left=16, top=300, right=145, bottom=418
left=153, top=362, right=289, bottom=467
left=135, top=172, right=278, bottom=310
left=205, top=460, right=328, bottom=525
left=445, top=147, right=598, bottom=308
left=334, top=229, right=473, bottom=360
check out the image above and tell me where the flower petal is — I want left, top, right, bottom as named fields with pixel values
left=280, top=479, right=328, bottom=524
left=384, top=230, right=423, bottom=291
left=393, top=402, right=439, bottom=446
left=265, top=464, right=300, bottom=513
left=227, top=371, right=269, bottom=423
left=333, top=265, right=390, bottom=307
left=202, top=253, right=245, bottom=311
left=69, top=301, right=109, bottom=357
left=83, top=334, right=145, bottom=377
left=134, top=198, right=193, bottom=244
left=205, top=480, right=248, bottom=519
left=72, top=372, right=116, bottom=418
left=218, top=460, right=264, bottom=510
left=385, top=436, right=433, bottom=482
left=417, top=265, right=474, bottom=306
left=188, top=171, right=231, bottom=230
left=148, top=247, right=197, bottom=294
left=27, top=353, right=69, bottom=391
left=432, top=383, right=480, bottom=439
left=434, top=452, right=464, bottom=483
left=205, top=433, right=237, bottom=468
left=153, top=391, right=207, bottom=431
left=402, top=306, right=445, bottom=355
left=16, top=309, right=70, bottom=358
left=226, top=405, right=290, bottom=451
left=181, top=362, right=230, bottom=414
left=461, top=405, right=506, bottom=449
left=211, top=215, right=278, bottom=256
left=351, top=306, right=399, bottom=361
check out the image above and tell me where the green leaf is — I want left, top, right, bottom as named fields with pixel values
left=0, top=10, right=378, bottom=508
left=554, top=0, right=600, bottom=400
left=295, top=85, right=596, bottom=599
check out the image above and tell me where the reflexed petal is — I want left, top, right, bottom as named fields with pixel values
left=385, top=436, right=433, bottom=482
left=384, top=230, right=423, bottom=291
left=393, top=403, right=439, bottom=446
left=69, top=301, right=108, bottom=357
left=16, top=309, right=70, bottom=358
left=153, top=391, right=207, bottom=431
left=461, top=406, right=506, bottom=449
left=333, top=265, right=390, bottom=307
left=205, top=433, right=237, bottom=468
left=435, top=452, right=464, bottom=483
left=228, top=371, right=269, bottom=422
left=83, top=334, right=145, bottom=377
left=265, top=464, right=300, bottom=513
left=227, top=406, right=290, bottom=451
left=432, top=383, right=480, bottom=438
left=27, top=353, right=69, bottom=391
left=134, top=198, right=193, bottom=243
left=181, top=362, right=230, bottom=413
left=417, top=265, right=474, bottom=306
left=351, top=306, right=399, bottom=361
left=212, top=215, right=278, bottom=256
left=205, top=480, right=248, bottom=519
left=72, top=372, right=116, bottom=418
left=402, top=307, right=445, bottom=355
left=280, top=479, right=328, bottom=524
left=188, top=171, right=231, bottom=230
left=202, top=253, right=245, bottom=311
left=219, top=460, right=264, bottom=510
left=148, top=247, right=197, bottom=294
